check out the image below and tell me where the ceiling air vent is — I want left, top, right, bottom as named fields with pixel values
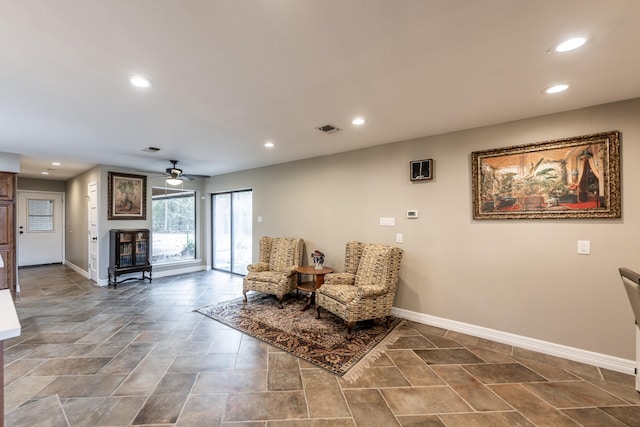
left=315, top=124, right=341, bottom=134
left=143, top=146, right=161, bottom=152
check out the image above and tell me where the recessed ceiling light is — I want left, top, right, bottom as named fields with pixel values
left=544, top=83, right=570, bottom=94
left=130, top=75, right=152, bottom=88
left=554, top=36, right=587, bottom=53
left=264, top=141, right=274, bottom=148
left=51, top=162, right=61, bottom=166
left=352, top=117, right=366, bottom=125
left=41, top=171, right=49, bottom=175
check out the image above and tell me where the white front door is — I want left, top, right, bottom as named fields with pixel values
left=17, top=191, right=64, bottom=266
left=88, top=182, right=98, bottom=282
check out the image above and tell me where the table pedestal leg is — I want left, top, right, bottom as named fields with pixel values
left=301, top=274, right=324, bottom=311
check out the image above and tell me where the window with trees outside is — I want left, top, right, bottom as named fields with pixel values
left=151, top=187, right=196, bottom=263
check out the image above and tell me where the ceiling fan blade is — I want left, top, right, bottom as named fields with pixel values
left=135, top=161, right=210, bottom=181
left=183, top=173, right=211, bottom=180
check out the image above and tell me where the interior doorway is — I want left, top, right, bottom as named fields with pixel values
left=17, top=191, right=64, bottom=266
left=212, top=190, right=252, bottom=275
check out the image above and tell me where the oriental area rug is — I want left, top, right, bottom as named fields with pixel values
left=194, top=293, right=404, bottom=380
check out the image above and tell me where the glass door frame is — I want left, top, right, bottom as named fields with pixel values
left=211, top=189, right=252, bottom=275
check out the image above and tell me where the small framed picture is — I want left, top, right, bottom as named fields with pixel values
left=410, top=159, right=433, bottom=181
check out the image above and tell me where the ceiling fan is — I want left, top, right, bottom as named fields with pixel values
left=165, top=160, right=185, bottom=184
left=139, top=160, right=210, bottom=185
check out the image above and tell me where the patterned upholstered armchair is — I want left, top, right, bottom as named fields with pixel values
left=316, top=241, right=403, bottom=338
left=243, top=236, right=304, bottom=308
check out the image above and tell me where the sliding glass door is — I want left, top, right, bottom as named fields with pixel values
left=212, top=190, right=252, bottom=274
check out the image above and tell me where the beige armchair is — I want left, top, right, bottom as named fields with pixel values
left=243, top=236, right=304, bottom=308
left=316, top=241, right=403, bottom=338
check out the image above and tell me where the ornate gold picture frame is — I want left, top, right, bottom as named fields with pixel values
left=108, top=172, right=147, bottom=220
left=471, top=131, right=621, bottom=220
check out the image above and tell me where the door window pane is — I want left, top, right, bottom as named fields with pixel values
left=213, top=190, right=252, bottom=274
left=232, top=191, right=252, bottom=274
left=213, top=193, right=231, bottom=271
left=28, top=199, right=54, bottom=232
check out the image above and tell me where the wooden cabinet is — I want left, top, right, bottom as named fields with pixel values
left=0, top=174, right=15, bottom=200
left=0, top=249, right=14, bottom=291
left=0, top=173, right=16, bottom=293
left=108, top=229, right=152, bottom=288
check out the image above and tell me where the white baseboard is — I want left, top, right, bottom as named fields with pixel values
left=92, top=265, right=208, bottom=287
left=391, top=307, right=636, bottom=376
left=64, top=261, right=89, bottom=279
left=152, top=265, right=207, bottom=278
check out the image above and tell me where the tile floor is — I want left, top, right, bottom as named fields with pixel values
left=3, top=264, right=640, bottom=426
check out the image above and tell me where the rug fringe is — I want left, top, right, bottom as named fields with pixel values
left=342, top=319, right=405, bottom=383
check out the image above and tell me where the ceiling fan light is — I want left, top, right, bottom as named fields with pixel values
left=166, top=178, right=183, bottom=186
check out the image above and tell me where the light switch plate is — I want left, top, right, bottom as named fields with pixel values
left=577, top=240, right=590, bottom=255
left=379, top=217, right=396, bottom=226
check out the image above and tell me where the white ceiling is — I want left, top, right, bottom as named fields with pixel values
left=2, top=0, right=640, bottom=180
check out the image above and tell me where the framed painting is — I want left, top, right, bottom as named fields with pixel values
left=108, top=172, right=147, bottom=220
left=471, top=131, right=620, bottom=219
left=410, top=159, right=433, bottom=181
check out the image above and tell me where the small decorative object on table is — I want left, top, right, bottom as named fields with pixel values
left=311, top=250, right=325, bottom=269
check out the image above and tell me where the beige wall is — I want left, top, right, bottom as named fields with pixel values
left=18, top=178, right=66, bottom=193
left=97, top=166, right=209, bottom=281
left=206, top=98, right=640, bottom=360
left=63, top=165, right=210, bottom=282
left=64, top=166, right=101, bottom=271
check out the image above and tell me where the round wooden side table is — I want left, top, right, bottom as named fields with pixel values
left=295, top=266, right=334, bottom=311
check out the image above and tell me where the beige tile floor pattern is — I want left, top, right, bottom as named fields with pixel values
left=3, top=264, right=640, bottom=426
